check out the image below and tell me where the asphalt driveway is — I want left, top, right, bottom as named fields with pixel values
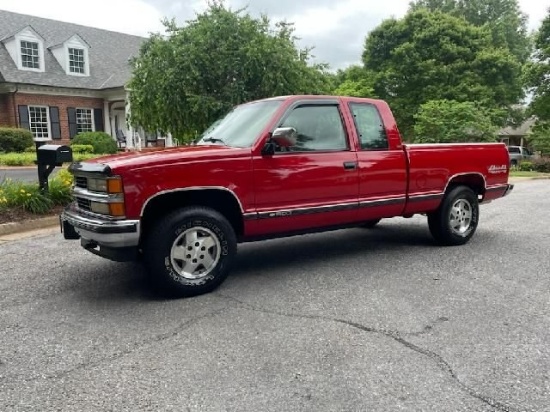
left=0, top=180, right=548, bottom=411
left=0, top=167, right=59, bottom=183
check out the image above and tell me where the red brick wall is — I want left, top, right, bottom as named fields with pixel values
left=14, top=93, right=104, bottom=141
left=0, top=94, right=17, bottom=127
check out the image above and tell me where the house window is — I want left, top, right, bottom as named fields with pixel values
left=76, top=109, right=94, bottom=133
left=28, top=106, right=50, bottom=138
left=20, top=40, right=40, bottom=69
left=68, top=48, right=85, bottom=74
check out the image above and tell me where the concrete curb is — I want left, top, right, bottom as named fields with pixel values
left=0, top=215, right=59, bottom=237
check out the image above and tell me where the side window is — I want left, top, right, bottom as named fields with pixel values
left=278, top=105, right=348, bottom=152
left=349, top=103, right=388, bottom=150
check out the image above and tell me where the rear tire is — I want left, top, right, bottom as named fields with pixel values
left=427, top=186, right=479, bottom=246
left=143, top=207, right=237, bottom=297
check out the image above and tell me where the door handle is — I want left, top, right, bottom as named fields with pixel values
left=343, top=161, right=357, bottom=170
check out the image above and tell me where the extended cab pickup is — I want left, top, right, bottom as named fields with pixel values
left=60, top=95, right=514, bottom=297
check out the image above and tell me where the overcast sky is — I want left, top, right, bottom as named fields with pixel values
left=1, top=0, right=548, bottom=70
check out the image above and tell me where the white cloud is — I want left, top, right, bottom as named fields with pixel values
left=0, top=0, right=166, bottom=36
left=519, top=0, right=549, bottom=31
left=288, top=0, right=410, bottom=38
left=287, top=0, right=546, bottom=38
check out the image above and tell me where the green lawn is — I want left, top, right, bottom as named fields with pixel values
left=509, top=171, right=550, bottom=178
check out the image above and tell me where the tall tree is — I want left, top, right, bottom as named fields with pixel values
left=525, top=9, right=550, bottom=156
left=362, top=9, right=523, bottom=139
left=526, top=8, right=550, bottom=121
left=413, top=100, right=498, bottom=143
left=409, top=0, right=531, bottom=61
left=128, top=1, right=331, bottom=140
left=332, top=65, right=376, bottom=98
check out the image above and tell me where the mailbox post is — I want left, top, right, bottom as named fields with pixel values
left=36, top=145, right=73, bottom=192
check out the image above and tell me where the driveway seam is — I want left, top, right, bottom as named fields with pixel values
left=216, top=293, right=518, bottom=412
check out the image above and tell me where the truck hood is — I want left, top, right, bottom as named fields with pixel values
left=78, top=145, right=249, bottom=172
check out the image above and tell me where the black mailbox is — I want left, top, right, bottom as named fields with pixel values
left=37, top=144, right=73, bottom=166
left=35, top=144, right=73, bottom=192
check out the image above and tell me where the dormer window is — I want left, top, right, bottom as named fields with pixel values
left=68, top=47, right=85, bottom=74
left=50, top=34, right=90, bottom=76
left=20, top=40, right=40, bottom=69
left=1, top=25, right=45, bottom=72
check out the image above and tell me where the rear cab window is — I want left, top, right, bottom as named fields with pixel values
left=348, top=103, right=389, bottom=150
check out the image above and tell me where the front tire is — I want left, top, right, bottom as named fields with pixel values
left=143, top=207, right=237, bottom=297
left=427, top=186, right=479, bottom=246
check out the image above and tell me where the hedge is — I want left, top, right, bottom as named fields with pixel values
left=71, top=132, right=118, bottom=154
left=532, top=157, right=550, bottom=173
left=0, top=152, right=96, bottom=166
left=0, top=128, right=34, bottom=153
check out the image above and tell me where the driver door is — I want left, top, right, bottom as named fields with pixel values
left=251, top=100, right=359, bottom=237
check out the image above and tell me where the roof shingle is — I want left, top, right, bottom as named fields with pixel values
left=0, top=9, right=145, bottom=90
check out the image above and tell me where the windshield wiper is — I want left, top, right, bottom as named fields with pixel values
left=201, top=136, right=226, bottom=144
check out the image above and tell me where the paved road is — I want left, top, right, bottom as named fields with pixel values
left=0, top=181, right=548, bottom=411
left=0, top=167, right=59, bottom=183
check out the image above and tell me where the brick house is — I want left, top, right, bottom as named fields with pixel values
left=0, top=10, right=170, bottom=148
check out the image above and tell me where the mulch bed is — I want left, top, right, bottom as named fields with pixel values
left=0, top=205, right=64, bottom=225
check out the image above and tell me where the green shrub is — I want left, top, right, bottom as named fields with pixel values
left=0, top=152, right=96, bottom=166
left=0, top=168, right=73, bottom=214
left=0, top=153, right=36, bottom=166
left=0, top=179, right=53, bottom=214
left=0, top=128, right=34, bottom=153
left=71, top=144, right=95, bottom=154
left=71, top=132, right=118, bottom=154
left=24, top=146, right=36, bottom=153
left=518, top=161, right=534, bottom=171
left=48, top=169, right=74, bottom=206
left=532, top=157, right=550, bottom=173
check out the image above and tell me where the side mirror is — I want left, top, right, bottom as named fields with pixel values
left=261, top=127, right=297, bottom=156
left=272, top=127, right=297, bottom=148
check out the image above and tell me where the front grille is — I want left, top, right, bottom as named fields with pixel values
left=76, top=197, right=91, bottom=212
left=75, top=176, right=88, bottom=189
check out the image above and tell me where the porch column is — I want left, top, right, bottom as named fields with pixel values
left=103, top=101, right=112, bottom=137
left=125, top=90, right=133, bottom=149
left=166, top=132, right=173, bottom=147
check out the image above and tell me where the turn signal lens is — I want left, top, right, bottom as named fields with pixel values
left=108, top=202, right=125, bottom=217
left=107, top=177, right=123, bottom=194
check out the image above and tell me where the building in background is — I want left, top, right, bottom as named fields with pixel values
left=0, top=9, right=171, bottom=148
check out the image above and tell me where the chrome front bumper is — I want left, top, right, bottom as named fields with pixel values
left=60, top=205, right=140, bottom=248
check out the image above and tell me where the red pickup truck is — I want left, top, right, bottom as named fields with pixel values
left=60, top=95, right=513, bottom=297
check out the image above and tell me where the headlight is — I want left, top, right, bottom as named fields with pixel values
left=87, top=178, right=107, bottom=192
left=87, top=176, right=123, bottom=194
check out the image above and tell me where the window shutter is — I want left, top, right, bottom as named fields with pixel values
left=49, top=107, right=61, bottom=139
left=93, top=108, right=104, bottom=131
left=67, top=107, right=77, bottom=139
left=18, top=105, right=30, bottom=130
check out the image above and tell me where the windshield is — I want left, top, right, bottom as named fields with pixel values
left=196, top=100, right=282, bottom=148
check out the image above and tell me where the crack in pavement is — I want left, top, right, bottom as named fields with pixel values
left=406, top=316, right=450, bottom=337
left=216, top=293, right=518, bottom=412
left=0, top=306, right=228, bottom=385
